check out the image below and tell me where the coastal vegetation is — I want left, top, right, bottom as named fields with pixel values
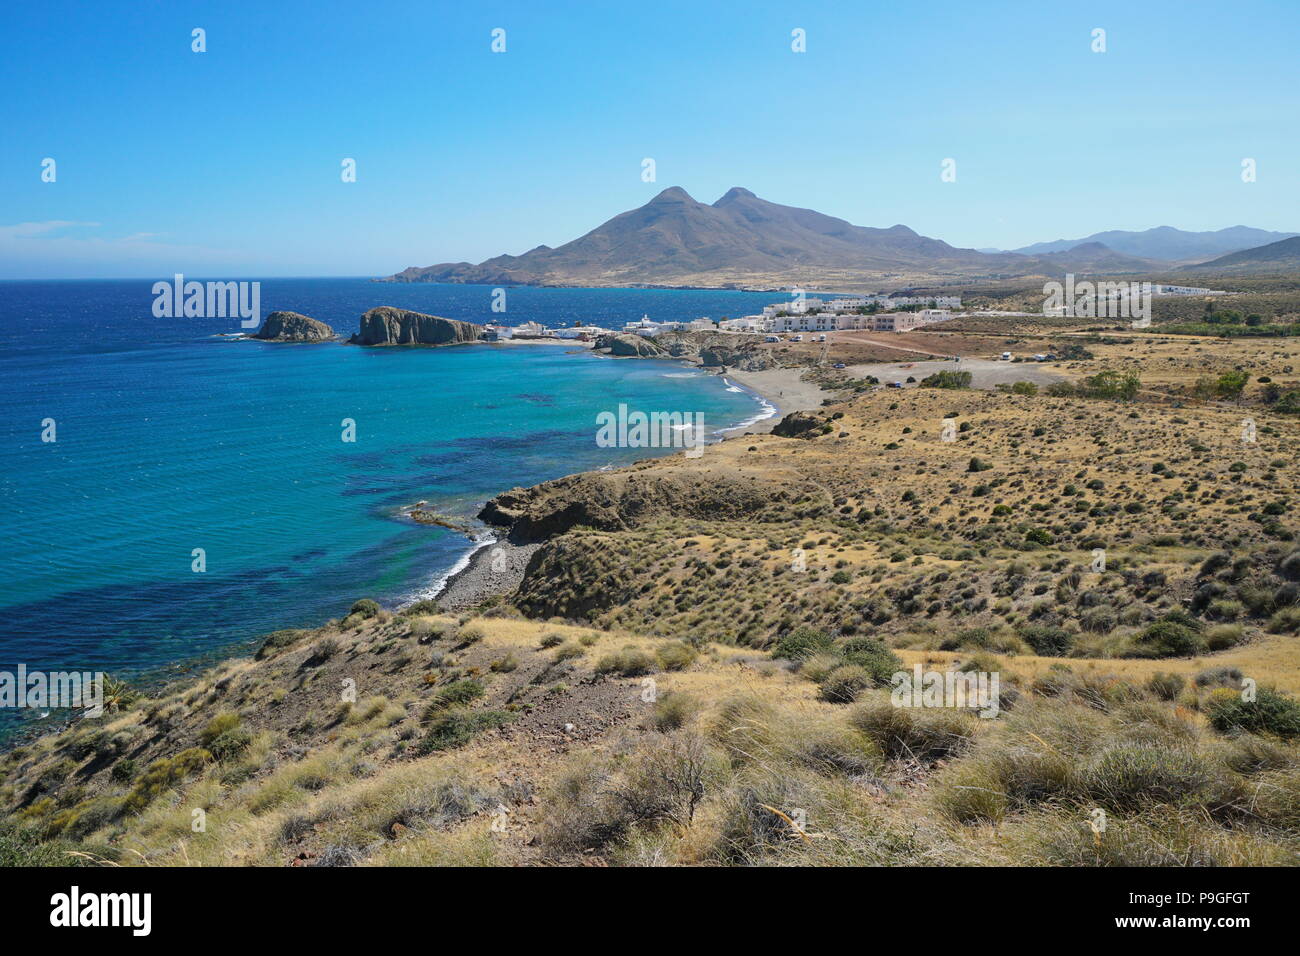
left=4, top=316, right=1300, bottom=867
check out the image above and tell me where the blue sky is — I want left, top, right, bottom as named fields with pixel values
left=1, top=0, right=1297, bottom=278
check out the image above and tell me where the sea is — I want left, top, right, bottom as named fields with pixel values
left=0, top=278, right=780, bottom=735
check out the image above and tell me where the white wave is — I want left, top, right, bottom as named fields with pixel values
left=400, top=534, right=497, bottom=606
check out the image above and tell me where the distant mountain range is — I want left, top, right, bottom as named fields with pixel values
left=385, top=188, right=1294, bottom=289
left=1182, top=235, right=1300, bottom=275
left=1012, top=225, right=1298, bottom=262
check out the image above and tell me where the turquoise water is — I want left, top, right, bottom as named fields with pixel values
left=0, top=279, right=778, bottom=706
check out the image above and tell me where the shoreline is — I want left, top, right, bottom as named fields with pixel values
left=418, top=357, right=837, bottom=612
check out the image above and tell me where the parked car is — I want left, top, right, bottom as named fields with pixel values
left=887, top=381, right=903, bottom=388
left=832, top=362, right=846, bottom=369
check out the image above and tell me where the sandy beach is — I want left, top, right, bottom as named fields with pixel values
left=713, top=366, right=837, bottom=434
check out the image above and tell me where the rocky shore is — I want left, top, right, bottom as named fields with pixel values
left=430, top=538, right=541, bottom=611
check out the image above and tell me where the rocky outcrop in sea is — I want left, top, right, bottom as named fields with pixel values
left=252, top=311, right=335, bottom=342
left=349, top=307, right=484, bottom=346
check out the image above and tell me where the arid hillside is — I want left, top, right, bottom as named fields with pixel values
left=4, top=334, right=1300, bottom=867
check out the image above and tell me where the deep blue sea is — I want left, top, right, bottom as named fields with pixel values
left=0, top=279, right=779, bottom=727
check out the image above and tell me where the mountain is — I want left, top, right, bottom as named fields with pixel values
left=1014, top=225, right=1297, bottom=262
left=1180, top=235, right=1300, bottom=275
left=385, top=187, right=1151, bottom=289
left=1032, top=241, right=1168, bottom=274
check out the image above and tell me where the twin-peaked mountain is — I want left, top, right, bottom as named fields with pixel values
left=385, top=186, right=1161, bottom=288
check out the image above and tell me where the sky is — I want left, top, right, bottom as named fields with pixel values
left=1, top=0, right=1298, bottom=278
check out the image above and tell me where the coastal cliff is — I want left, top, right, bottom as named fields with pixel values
left=479, top=464, right=795, bottom=542
left=349, top=307, right=484, bottom=346
left=594, top=332, right=667, bottom=357
left=252, top=311, right=335, bottom=342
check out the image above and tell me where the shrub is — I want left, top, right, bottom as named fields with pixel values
left=1195, top=666, right=1244, bottom=689
left=1266, top=606, right=1300, bottom=634
left=849, top=702, right=976, bottom=763
left=1145, top=672, right=1185, bottom=701
left=655, top=641, right=697, bottom=671
left=420, top=710, right=513, bottom=753
left=256, top=629, right=308, bottom=660
left=198, top=712, right=241, bottom=749
left=650, top=692, right=701, bottom=732
left=426, top=679, right=484, bottom=713
left=1081, top=744, right=1214, bottom=812
left=207, top=727, right=253, bottom=762
left=1204, top=624, right=1245, bottom=651
left=349, top=598, right=381, bottom=619
left=596, top=646, right=657, bottom=677
left=122, top=748, right=212, bottom=814
left=838, top=637, right=902, bottom=684
left=772, top=626, right=834, bottom=661
left=920, top=370, right=972, bottom=389
left=819, top=665, right=871, bottom=704
left=1019, top=624, right=1074, bottom=657
left=110, top=758, right=136, bottom=784
left=456, top=624, right=486, bottom=646
left=1132, top=612, right=1205, bottom=657
left=399, top=599, right=442, bottom=617
left=553, top=641, right=584, bottom=662
left=1207, top=687, right=1300, bottom=739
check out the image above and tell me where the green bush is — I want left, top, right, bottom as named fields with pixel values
left=1132, top=612, right=1205, bottom=657
left=1020, top=625, right=1074, bottom=657
left=1207, top=687, right=1300, bottom=739
left=198, top=712, right=241, bottom=749
left=255, top=629, right=309, bottom=660
left=208, top=727, right=253, bottom=762
left=1266, top=606, right=1300, bottom=634
left=122, top=748, right=212, bottom=814
left=420, top=710, right=513, bottom=753
left=772, top=626, right=834, bottom=662
left=426, top=679, right=485, bottom=713
left=920, top=370, right=972, bottom=389
left=349, top=598, right=381, bottom=619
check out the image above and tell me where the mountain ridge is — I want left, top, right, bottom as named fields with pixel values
left=383, top=187, right=1161, bottom=289
left=1013, top=225, right=1298, bottom=262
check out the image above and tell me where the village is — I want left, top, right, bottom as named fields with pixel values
left=480, top=291, right=963, bottom=343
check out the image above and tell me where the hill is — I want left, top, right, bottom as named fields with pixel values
left=1184, top=236, right=1300, bottom=275
left=1014, top=225, right=1297, bottom=261
left=6, top=329, right=1300, bottom=867
left=385, top=187, right=1155, bottom=290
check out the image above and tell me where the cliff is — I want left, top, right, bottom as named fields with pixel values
left=349, top=307, right=484, bottom=346
left=251, top=311, right=335, bottom=342
left=594, top=333, right=667, bottom=357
